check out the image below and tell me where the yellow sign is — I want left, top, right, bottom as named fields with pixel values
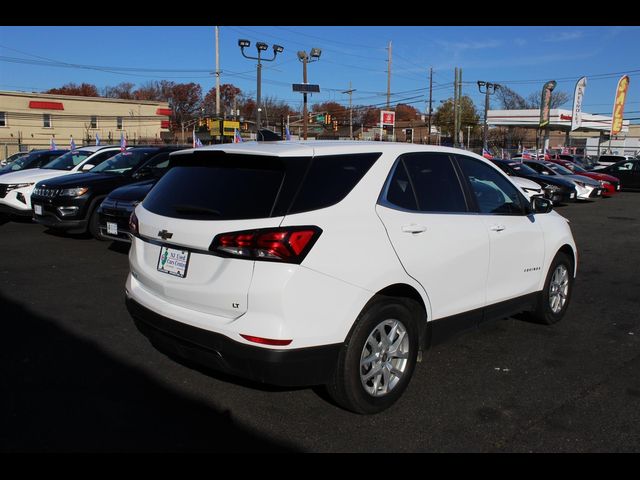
left=611, top=75, right=630, bottom=135
left=210, top=120, right=241, bottom=136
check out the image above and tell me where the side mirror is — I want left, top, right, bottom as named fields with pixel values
left=532, top=196, right=553, bottom=214
left=81, top=163, right=95, bottom=171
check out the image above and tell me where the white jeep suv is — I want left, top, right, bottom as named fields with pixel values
left=0, top=145, right=121, bottom=217
left=125, top=142, right=577, bottom=414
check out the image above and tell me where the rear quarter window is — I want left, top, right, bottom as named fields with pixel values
left=288, top=153, right=380, bottom=214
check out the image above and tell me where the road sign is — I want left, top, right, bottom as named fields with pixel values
left=293, top=84, right=320, bottom=93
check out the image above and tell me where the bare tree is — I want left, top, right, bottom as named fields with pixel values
left=526, top=90, right=571, bottom=109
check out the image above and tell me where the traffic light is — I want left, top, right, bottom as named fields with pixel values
left=333, top=120, right=338, bottom=131
left=309, top=112, right=314, bottom=124
left=325, top=113, right=331, bottom=125
left=406, top=128, right=413, bottom=143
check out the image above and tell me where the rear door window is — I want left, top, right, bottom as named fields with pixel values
left=383, top=152, right=468, bottom=213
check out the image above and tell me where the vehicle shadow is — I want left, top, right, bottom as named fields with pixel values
left=107, top=241, right=131, bottom=255
left=0, top=292, right=297, bottom=452
left=41, top=227, right=94, bottom=240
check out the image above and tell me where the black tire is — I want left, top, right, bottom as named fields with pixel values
left=88, top=207, right=107, bottom=241
left=326, top=295, right=420, bottom=414
left=529, top=251, right=574, bottom=325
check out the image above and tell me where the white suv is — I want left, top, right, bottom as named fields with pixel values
left=0, top=145, right=121, bottom=216
left=125, top=142, right=577, bottom=414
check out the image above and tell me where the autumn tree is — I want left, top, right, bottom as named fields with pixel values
left=45, top=83, right=99, bottom=97
left=355, top=107, right=381, bottom=128
left=203, top=84, right=242, bottom=117
left=166, top=82, right=203, bottom=129
left=395, top=103, right=421, bottom=121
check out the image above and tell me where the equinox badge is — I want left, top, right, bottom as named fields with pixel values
left=158, top=229, right=174, bottom=240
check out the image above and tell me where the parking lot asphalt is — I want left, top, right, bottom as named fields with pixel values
left=1, top=194, right=639, bottom=453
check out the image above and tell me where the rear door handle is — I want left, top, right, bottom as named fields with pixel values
left=401, top=224, right=427, bottom=234
left=489, top=225, right=506, bottom=232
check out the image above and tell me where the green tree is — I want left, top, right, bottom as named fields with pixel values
left=433, top=96, right=480, bottom=137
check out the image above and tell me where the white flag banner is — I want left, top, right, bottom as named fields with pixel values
left=571, top=76, right=587, bottom=132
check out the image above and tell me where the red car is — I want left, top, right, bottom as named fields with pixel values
left=548, top=158, right=621, bottom=196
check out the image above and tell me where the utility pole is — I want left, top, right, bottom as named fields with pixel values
left=427, top=67, right=433, bottom=144
left=453, top=68, right=459, bottom=147
left=386, top=41, right=392, bottom=109
left=342, top=81, right=356, bottom=140
left=215, top=26, right=221, bottom=119
left=457, top=68, right=463, bottom=147
left=477, top=81, right=501, bottom=150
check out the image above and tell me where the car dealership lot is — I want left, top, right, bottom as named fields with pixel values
left=1, top=194, right=639, bottom=452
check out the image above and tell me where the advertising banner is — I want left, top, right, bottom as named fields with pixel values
left=539, top=80, right=557, bottom=128
left=611, top=75, right=630, bottom=135
left=570, top=76, right=587, bottom=132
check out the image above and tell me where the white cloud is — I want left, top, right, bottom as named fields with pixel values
left=543, top=31, right=585, bottom=42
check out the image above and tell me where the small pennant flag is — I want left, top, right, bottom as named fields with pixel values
left=95, top=133, right=101, bottom=146
left=285, top=125, right=291, bottom=141
left=522, top=149, right=532, bottom=160
left=482, top=148, right=493, bottom=159
left=120, top=132, right=126, bottom=152
left=50, top=137, right=57, bottom=150
left=234, top=129, right=243, bottom=143
left=70, top=137, right=77, bottom=152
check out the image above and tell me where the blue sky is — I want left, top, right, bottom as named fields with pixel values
left=1, top=26, right=639, bottom=121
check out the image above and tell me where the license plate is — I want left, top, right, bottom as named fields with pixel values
left=107, top=222, right=118, bottom=235
left=34, top=204, right=43, bottom=216
left=157, top=246, right=190, bottom=278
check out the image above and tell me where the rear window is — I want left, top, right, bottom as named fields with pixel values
left=143, top=150, right=380, bottom=220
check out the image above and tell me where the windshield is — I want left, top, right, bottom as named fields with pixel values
left=545, top=163, right=573, bottom=175
left=89, top=149, right=156, bottom=175
left=42, top=150, right=91, bottom=171
left=507, top=162, right=538, bottom=175
left=569, top=163, right=588, bottom=173
left=0, top=152, right=38, bottom=173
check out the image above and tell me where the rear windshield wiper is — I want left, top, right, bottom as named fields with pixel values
left=172, top=204, right=222, bottom=216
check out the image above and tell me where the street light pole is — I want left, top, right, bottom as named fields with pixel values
left=238, top=39, right=284, bottom=135
left=477, top=81, right=500, bottom=151
left=297, top=48, right=321, bottom=141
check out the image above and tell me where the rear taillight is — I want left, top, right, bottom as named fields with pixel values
left=210, top=226, right=322, bottom=264
left=129, top=210, right=139, bottom=235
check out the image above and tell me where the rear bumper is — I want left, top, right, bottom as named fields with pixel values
left=125, top=296, right=342, bottom=387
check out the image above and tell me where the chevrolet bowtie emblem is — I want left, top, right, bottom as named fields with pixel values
left=158, top=229, right=173, bottom=240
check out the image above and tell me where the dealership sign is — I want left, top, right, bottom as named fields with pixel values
left=380, top=110, right=395, bottom=126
